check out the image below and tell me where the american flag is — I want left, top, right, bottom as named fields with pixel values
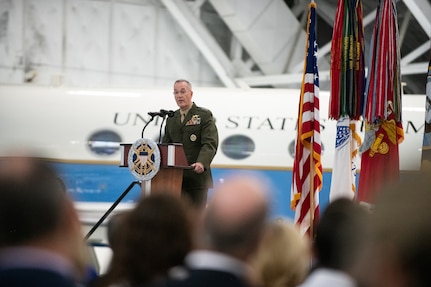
left=290, top=2, right=322, bottom=237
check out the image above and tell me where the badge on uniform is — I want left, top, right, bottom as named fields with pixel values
left=186, top=114, right=201, bottom=125
left=190, top=134, right=197, bottom=141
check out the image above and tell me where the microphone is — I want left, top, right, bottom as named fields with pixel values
left=160, top=109, right=175, bottom=117
left=148, top=109, right=175, bottom=117
left=148, top=111, right=161, bottom=117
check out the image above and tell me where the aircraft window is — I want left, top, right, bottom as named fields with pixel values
left=221, top=135, right=255, bottom=160
left=288, top=140, right=295, bottom=158
left=88, top=130, right=122, bottom=155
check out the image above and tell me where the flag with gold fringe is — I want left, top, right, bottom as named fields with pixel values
left=357, top=0, right=404, bottom=203
left=290, top=2, right=322, bottom=236
left=330, top=116, right=362, bottom=201
left=329, top=0, right=365, bottom=201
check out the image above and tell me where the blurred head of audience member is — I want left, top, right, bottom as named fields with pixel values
left=102, top=191, right=193, bottom=287
left=106, top=211, right=128, bottom=250
left=354, top=173, right=431, bottom=287
left=250, top=219, right=310, bottom=287
left=201, top=174, right=270, bottom=261
left=0, top=155, right=87, bottom=285
left=314, top=198, right=368, bottom=272
left=298, top=197, right=368, bottom=287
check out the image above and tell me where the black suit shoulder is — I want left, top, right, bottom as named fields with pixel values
left=0, top=268, right=76, bottom=287
left=144, top=269, right=250, bottom=287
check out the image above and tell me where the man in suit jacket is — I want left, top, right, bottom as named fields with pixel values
left=149, top=174, right=270, bottom=287
left=163, top=79, right=218, bottom=208
left=0, top=155, right=87, bottom=287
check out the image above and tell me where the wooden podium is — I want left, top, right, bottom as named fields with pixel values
left=120, top=143, right=190, bottom=197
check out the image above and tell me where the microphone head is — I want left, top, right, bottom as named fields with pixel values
left=160, top=109, right=175, bottom=117
left=148, top=111, right=159, bottom=117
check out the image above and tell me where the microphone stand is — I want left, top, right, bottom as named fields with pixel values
left=84, top=180, right=141, bottom=240
left=158, top=115, right=167, bottom=144
left=141, top=115, right=155, bottom=138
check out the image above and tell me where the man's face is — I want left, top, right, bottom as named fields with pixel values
left=173, top=81, right=193, bottom=110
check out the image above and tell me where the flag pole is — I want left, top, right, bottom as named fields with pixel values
left=309, top=0, right=316, bottom=239
left=309, top=136, right=315, bottom=238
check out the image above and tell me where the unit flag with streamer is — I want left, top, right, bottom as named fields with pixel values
left=328, top=0, right=365, bottom=201
left=357, top=0, right=404, bottom=203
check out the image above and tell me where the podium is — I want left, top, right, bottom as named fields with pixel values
left=85, top=142, right=189, bottom=241
left=120, top=143, right=190, bottom=197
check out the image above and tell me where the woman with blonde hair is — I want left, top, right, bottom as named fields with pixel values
left=250, top=219, right=310, bottom=287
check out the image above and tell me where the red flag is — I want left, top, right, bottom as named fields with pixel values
left=357, top=0, right=403, bottom=203
left=291, top=2, right=322, bottom=236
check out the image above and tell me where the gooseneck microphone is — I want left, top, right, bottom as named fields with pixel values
left=160, top=109, right=175, bottom=117
left=148, top=111, right=161, bottom=117
left=143, top=109, right=174, bottom=141
left=147, top=109, right=175, bottom=118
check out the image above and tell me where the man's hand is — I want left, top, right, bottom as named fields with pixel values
left=191, top=162, right=205, bottom=173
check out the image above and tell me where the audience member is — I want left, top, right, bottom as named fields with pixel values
left=87, top=211, right=128, bottom=287
left=0, top=156, right=87, bottom=286
left=249, top=219, right=310, bottom=287
left=354, top=173, right=431, bottom=287
left=298, top=198, right=368, bottom=287
left=151, top=173, right=270, bottom=287
left=106, top=212, right=128, bottom=250
left=96, top=192, right=193, bottom=287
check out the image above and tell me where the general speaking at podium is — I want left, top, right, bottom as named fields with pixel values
left=162, top=79, right=219, bottom=208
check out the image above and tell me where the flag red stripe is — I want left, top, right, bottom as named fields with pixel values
left=291, top=2, right=322, bottom=236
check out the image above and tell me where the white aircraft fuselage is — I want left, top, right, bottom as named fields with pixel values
left=0, top=84, right=426, bottom=222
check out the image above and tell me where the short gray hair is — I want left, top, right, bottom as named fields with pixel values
left=174, top=79, right=192, bottom=90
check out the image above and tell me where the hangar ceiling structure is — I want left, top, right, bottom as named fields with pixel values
left=0, top=0, right=429, bottom=94
left=162, top=0, right=430, bottom=94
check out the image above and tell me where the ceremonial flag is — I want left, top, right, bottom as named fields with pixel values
left=329, top=0, right=365, bottom=120
left=357, top=0, right=404, bottom=203
left=291, top=2, right=322, bottom=236
left=329, top=116, right=361, bottom=201
left=421, top=57, right=431, bottom=170
left=328, top=0, right=365, bottom=201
